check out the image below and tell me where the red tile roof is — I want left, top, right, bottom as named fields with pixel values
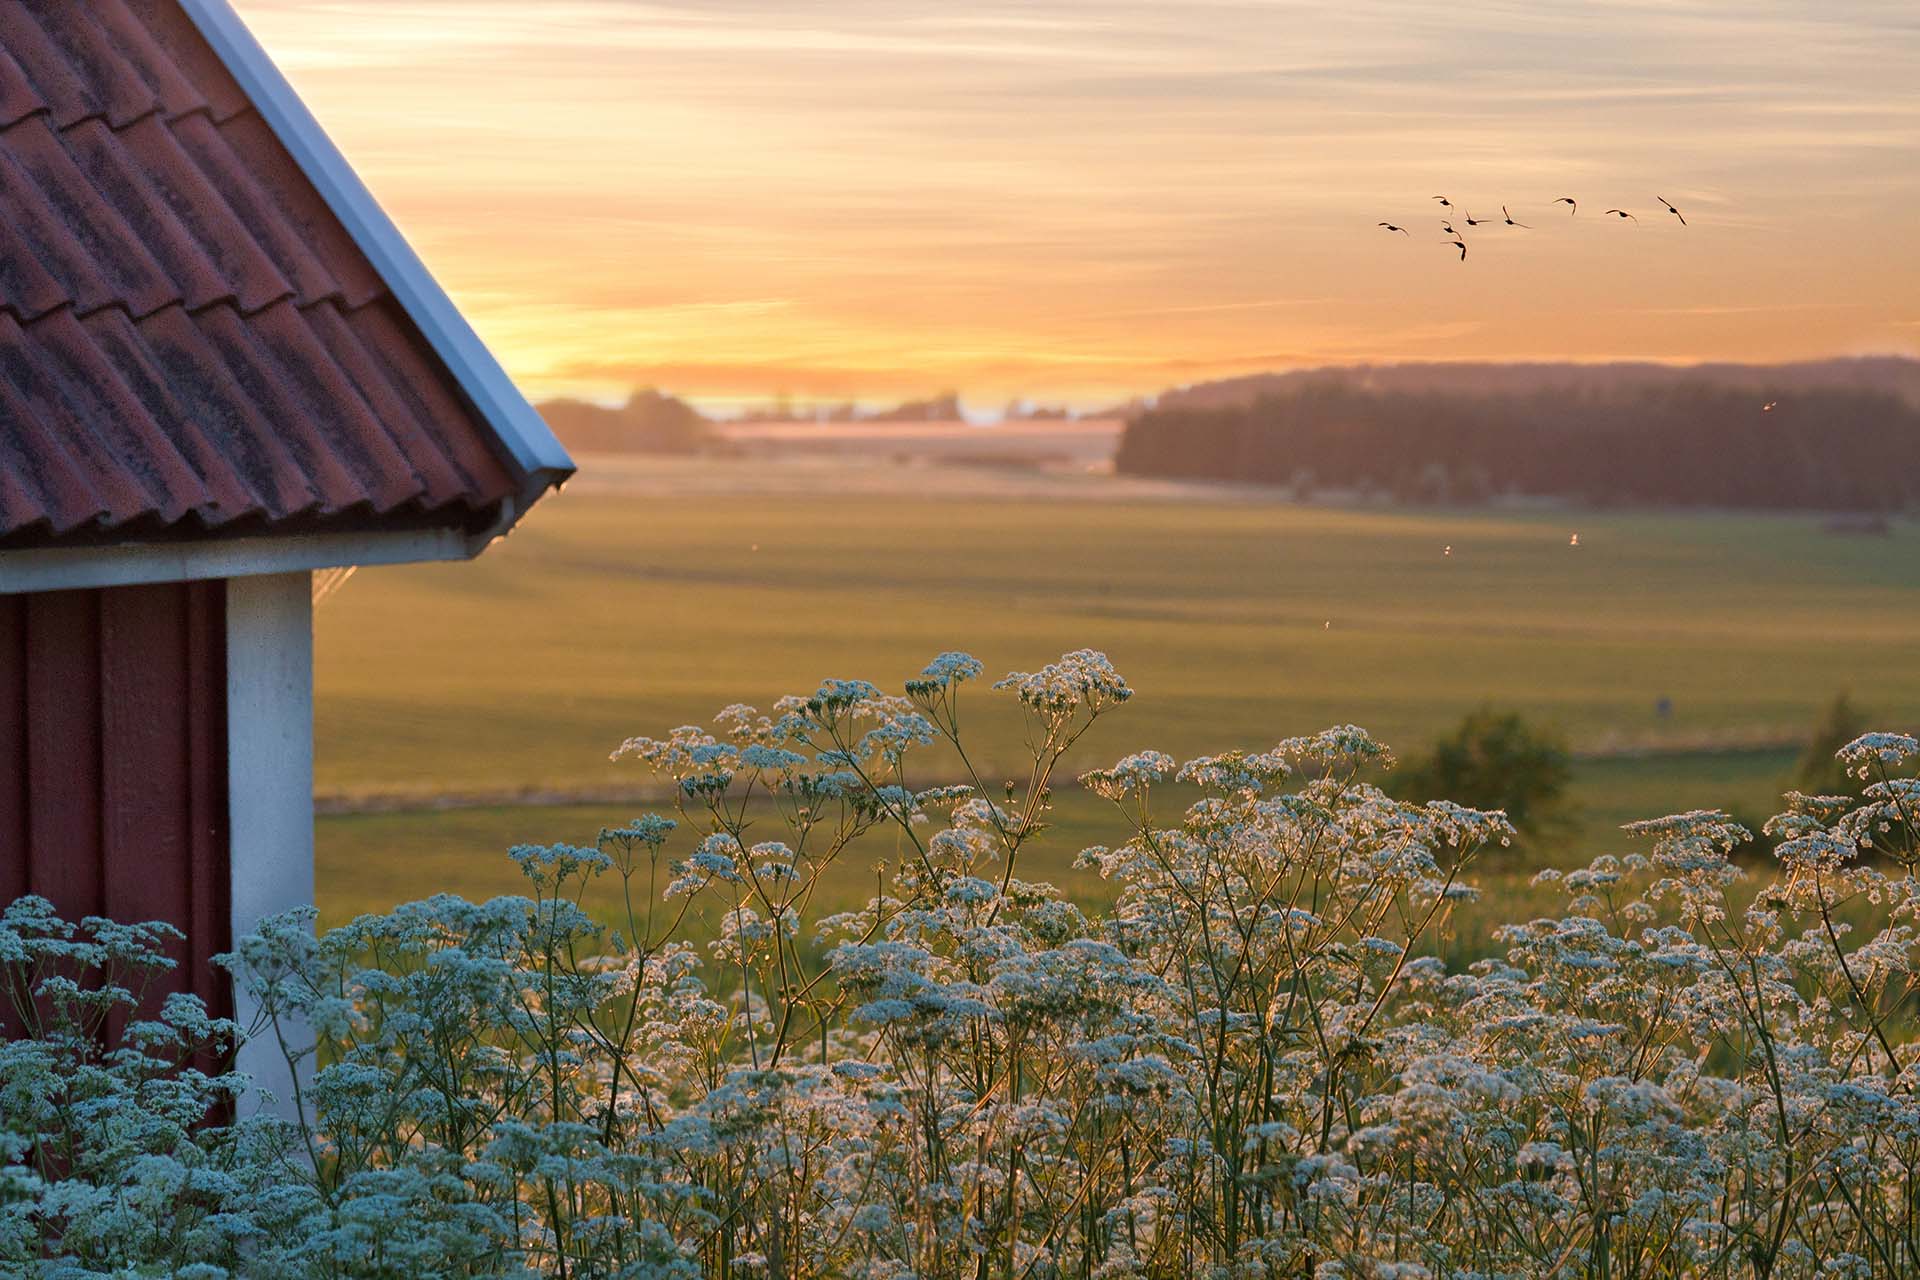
left=0, top=1, right=529, bottom=549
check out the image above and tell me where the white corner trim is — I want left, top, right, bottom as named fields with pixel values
left=0, top=527, right=473, bottom=595
left=226, top=571, right=315, bottom=1120
left=178, top=0, right=576, bottom=498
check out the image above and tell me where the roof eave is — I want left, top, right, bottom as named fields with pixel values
left=178, top=0, right=576, bottom=520
left=0, top=527, right=481, bottom=595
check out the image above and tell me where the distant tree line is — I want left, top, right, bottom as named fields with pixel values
left=538, top=388, right=711, bottom=455
left=726, top=391, right=967, bottom=424
left=1153, top=356, right=1920, bottom=412
left=1116, top=376, right=1920, bottom=510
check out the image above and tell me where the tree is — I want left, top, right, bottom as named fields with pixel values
left=536, top=387, right=711, bottom=455
left=1794, top=691, right=1872, bottom=798
left=1394, top=707, right=1573, bottom=846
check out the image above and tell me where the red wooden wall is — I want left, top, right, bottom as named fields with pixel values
left=0, top=582, right=231, bottom=1021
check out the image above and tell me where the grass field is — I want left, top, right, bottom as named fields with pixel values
left=314, top=460, right=1920, bottom=933
left=311, top=749, right=1800, bottom=948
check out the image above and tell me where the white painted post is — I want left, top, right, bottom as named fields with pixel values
left=225, top=571, right=315, bottom=1120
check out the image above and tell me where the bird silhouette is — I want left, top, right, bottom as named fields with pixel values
left=1440, top=221, right=1459, bottom=237
left=1379, top=222, right=1411, bottom=235
left=1433, top=196, right=1453, bottom=210
left=1554, top=197, right=1577, bottom=214
left=1450, top=238, right=1467, bottom=261
left=1603, top=208, right=1637, bottom=221
left=1463, top=211, right=1491, bottom=227
left=1502, top=205, right=1531, bottom=228
left=1658, top=196, right=1686, bottom=226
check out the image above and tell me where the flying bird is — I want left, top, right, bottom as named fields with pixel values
left=1569, top=533, right=1580, bottom=547
left=1463, top=211, right=1491, bottom=227
left=1657, top=196, right=1686, bottom=225
left=1441, top=221, right=1459, bottom=237
left=1433, top=196, right=1453, bottom=210
left=1554, top=197, right=1577, bottom=214
left=1502, top=205, right=1531, bottom=228
left=1379, top=222, right=1410, bottom=235
left=1450, top=237, right=1467, bottom=261
left=1762, top=401, right=1778, bottom=412
left=1603, top=208, right=1637, bottom=221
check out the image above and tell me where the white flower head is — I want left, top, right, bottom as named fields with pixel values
left=1081, top=750, right=1174, bottom=801
left=994, top=649, right=1132, bottom=716
left=906, top=651, right=985, bottom=697
left=1838, top=731, right=1919, bottom=779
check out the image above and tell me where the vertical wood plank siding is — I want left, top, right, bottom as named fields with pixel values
left=0, top=583, right=231, bottom=1021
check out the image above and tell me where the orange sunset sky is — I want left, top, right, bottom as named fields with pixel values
left=237, top=0, right=1920, bottom=413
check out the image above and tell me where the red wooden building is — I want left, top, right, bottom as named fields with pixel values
left=0, top=0, right=574, bottom=1086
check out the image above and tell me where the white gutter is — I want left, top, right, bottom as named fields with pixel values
left=178, top=0, right=576, bottom=509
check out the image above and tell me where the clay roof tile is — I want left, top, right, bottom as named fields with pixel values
left=0, top=2, right=552, bottom=551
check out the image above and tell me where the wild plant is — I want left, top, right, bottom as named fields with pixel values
left=5, top=651, right=1918, bottom=1278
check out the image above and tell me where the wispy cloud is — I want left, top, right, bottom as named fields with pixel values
left=1627, top=303, right=1864, bottom=318
left=237, top=0, right=1920, bottom=407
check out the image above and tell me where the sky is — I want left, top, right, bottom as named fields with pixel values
left=235, top=0, right=1920, bottom=413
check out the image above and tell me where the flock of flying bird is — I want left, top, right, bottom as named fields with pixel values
left=1379, top=195, right=1687, bottom=260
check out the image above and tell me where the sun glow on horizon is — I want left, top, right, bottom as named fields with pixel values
left=238, top=0, right=1920, bottom=411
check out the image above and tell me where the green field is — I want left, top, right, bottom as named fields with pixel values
left=314, top=473, right=1920, bottom=931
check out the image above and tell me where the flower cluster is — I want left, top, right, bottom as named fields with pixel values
left=6, top=649, right=1919, bottom=1279
left=993, top=648, right=1132, bottom=717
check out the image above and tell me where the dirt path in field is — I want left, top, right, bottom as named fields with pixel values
left=315, top=784, right=675, bottom=817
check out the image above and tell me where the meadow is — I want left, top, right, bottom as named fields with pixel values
left=314, top=457, right=1920, bottom=931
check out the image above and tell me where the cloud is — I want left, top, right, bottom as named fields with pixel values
left=236, top=0, right=1920, bottom=405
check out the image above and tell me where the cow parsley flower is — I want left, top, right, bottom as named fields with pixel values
left=1837, top=731, right=1919, bottom=778
left=907, top=651, right=985, bottom=696
left=994, top=649, right=1132, bottom=715
left=665, top=835, right=747, bottom=898
left=1080, top=750, right=1175, bottom=800
left=17, top=661, right=1920, bottom=1279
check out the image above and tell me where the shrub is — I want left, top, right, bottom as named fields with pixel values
left=1796, top=692, right=1874, bottom=800
left=5, top=650, right=1920, bottom=1277
left=1394, top=706, right=1574, bottom=846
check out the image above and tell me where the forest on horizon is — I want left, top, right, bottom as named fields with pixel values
left=1116, top=360, right=1920, bottom=511
left=532, top=357, right=1920, bottom=514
